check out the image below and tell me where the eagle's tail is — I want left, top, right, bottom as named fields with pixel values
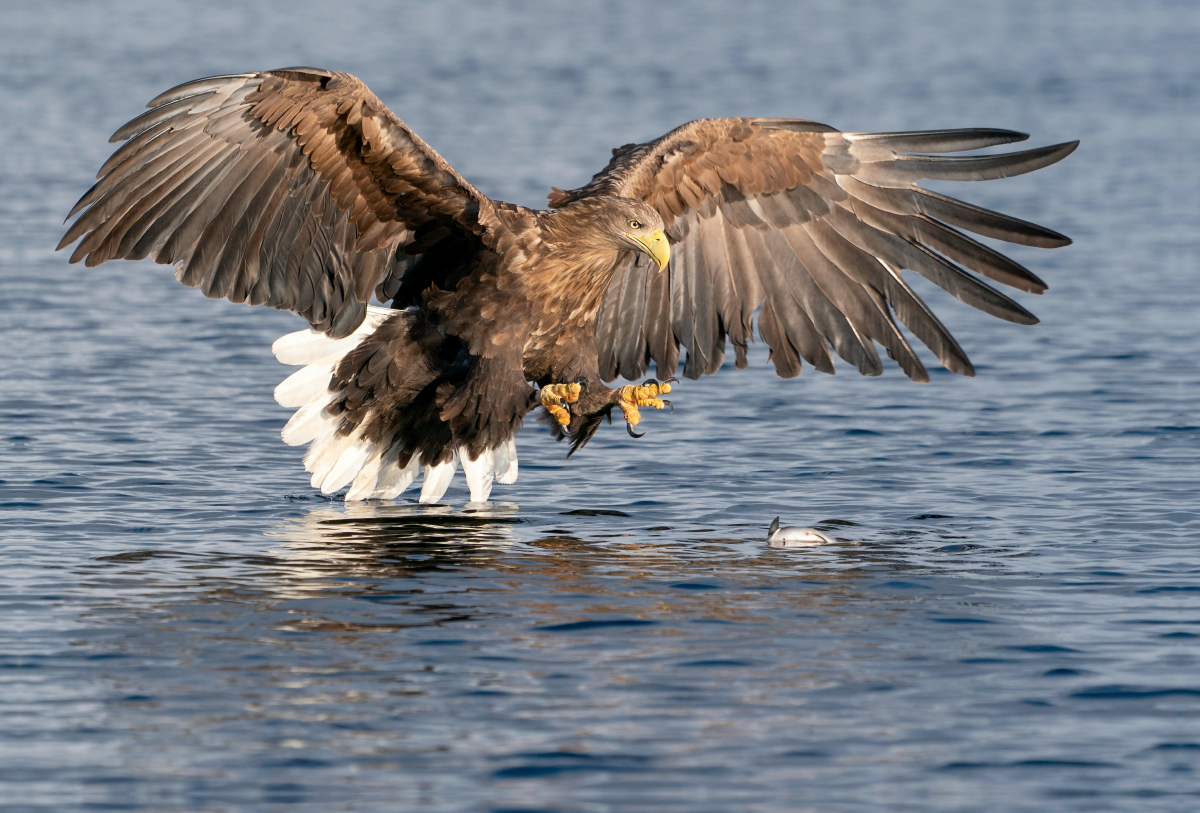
left=271, top=306, right=517, bottom=504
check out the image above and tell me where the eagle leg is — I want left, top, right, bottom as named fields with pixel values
left=540, top=382, right=582, bottom=426
left=616, top=379, right=673, bottom=435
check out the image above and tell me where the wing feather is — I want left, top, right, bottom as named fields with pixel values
left=721, top=218, right=766, bottom=334
left=697, top=212, right=750, bottom=367
left=803, top=218, right=974, bottom=376
left=596, top=251, right=651, bottom=381
left=643, top=261, right=677, bottom=376
left=840, top=128, right=1029, bottom=154
left=752, top=231, right=837, bottom=374
left=757, top=297, right=803, bottom=378
left=583, top=117, right=1073, bottom=382
left=853, top=142, right=1079, bottom=186
left=614, top=255, right=652, bottom=380
left=672, top=213, right=723, bottom=377
left=843, top=196, right=1047, bottom=293
left=781, top=224, right=925, bottom=382
left=837, top=176, right=1071, bottom=248
left=113, top=145, right=236, bottom=261
left=62, top=68, right=500, bottom=337
left=821, top=205, right=1038, bottom=325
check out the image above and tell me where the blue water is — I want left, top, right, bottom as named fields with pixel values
left=3, top=1, right=1197, bottom=810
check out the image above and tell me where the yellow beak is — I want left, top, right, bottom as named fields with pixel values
left=629, top=228, right=670, bottom=271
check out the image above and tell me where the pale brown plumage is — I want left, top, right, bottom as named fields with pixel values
left=561, top=118, right=1077, bottom=383
left=59, top=68, right=1076, bottom=503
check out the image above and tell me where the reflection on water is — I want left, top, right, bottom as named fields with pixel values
left=272, top=504, right=520, bottom=562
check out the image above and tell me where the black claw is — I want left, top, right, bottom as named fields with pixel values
left=664, top=377, right=679, bottom=385
left=662, top=399, right=673, bottom=413
left=626, top=423, right=645, bottom=439
left=574, top=376, right=589, bottom=387
left=642, top=378, right=658, bottom=387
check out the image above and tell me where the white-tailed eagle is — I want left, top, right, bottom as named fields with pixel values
left=60, top=68, right=1076, bottom=503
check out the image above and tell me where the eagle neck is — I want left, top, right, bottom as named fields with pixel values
left=530, top=204, right=629, bottom=322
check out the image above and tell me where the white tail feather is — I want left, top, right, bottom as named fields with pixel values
left=497, top=437, right=518, bottom=484
left=281, top=395, right=338, bottom=445
left=419, top=454, right=459, bottom=504
left=306, top=429, right=360, bottom=486
left=344, top=448, right=386, bottom=501
left=493, top=442, right=508, bottom=477
left=460, top=446, right=496, bottom=503
left=370, top=453, right=420, bottom=500
left=321, top=442, right=375, bottom=494
left=272, top=306, right=394, bottom=366
left=272, top=307, right=523, bottom=504
left=274, top=363, right=334, bottom=407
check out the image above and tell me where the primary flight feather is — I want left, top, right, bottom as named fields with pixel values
left=60, top=67, right=1077, bottom=503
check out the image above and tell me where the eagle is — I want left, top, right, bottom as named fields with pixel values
left=59, top=67, right=1076, bottom=504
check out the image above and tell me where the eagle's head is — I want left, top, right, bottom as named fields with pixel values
left=608, top=198, right=670, bottom=271
left=550, top=195, right=671, bottom=271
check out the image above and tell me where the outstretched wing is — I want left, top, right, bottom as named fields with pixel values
left=561, top=119, right=1076, bottom=382
left=60, top=68, right=496, bottom=337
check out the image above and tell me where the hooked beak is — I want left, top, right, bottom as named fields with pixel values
left=629, top=228, right=670, bottom=271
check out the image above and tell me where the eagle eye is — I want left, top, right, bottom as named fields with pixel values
left=628, top=219, right=641, bottom=230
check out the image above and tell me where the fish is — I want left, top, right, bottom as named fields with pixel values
left=767, top=516, right=835, bottom=548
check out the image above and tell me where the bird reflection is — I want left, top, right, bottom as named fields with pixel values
left=276, top=501, right=520, bottom=546
left=265, top=502, right=519, bottom=581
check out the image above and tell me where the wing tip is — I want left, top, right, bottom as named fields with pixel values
left=994, top=303, right=1040, bottom=326
left=1041, top=139, right=1080, bottom=165
left=1037, top=230, right=1073, bottom=249
left=945, top=358, right=975, bottom=379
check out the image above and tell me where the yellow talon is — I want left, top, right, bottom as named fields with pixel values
left=541, top=382, right=581, bottom=426
left=620, top=402, right=642, bottom=426
left=616, top=379, right=674, bottom=438
left=541, top=382, right=580, bottom=403
left=618, top=383, right=670, bottom=410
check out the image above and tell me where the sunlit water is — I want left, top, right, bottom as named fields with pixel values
left=3, top=1, right=1197, bottom=810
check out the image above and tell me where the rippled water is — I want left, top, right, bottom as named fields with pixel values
left=4, top=1, right=1197, bottom=810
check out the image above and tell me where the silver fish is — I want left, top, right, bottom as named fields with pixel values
left=767, top=517, right=834, bottom=548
